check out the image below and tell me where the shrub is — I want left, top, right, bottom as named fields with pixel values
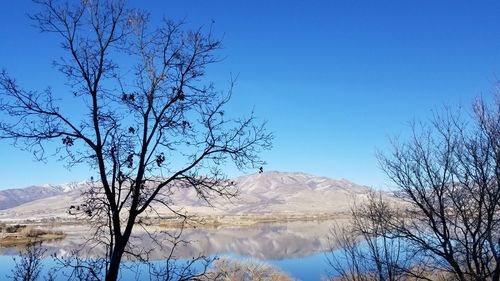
left=204, top=257, right=294, bottom=281
left=20, top=227, right=48, bottom=238
left=5, top=224, right=25, bottom=233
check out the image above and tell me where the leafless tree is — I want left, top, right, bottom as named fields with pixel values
left=9, top=241, right=46, bottom=281
left=327, top=191, right=429, bottom=281
left=0, top=1, right=272, bottom=280
left=378, top=95, right=500, bottom=281
left=47, top=217, right=211, bottom=281
left=144, top=217, right=215, bottom=281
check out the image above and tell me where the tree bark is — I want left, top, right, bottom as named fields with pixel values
left=106, top=238, right=127, bottom=281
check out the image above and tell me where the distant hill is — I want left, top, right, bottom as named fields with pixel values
left=0, top=171, right=377, bottom=221
left=0, top=183, right=80, bottom=210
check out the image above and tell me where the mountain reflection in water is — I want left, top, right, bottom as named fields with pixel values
left=0, top=219, right=337, bottom=260
left=0, top=220, right=341, bottom=280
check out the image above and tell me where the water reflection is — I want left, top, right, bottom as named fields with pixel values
left=179, top=220, right=333, bottom=259
left=0, top=219, right=337, bottom=260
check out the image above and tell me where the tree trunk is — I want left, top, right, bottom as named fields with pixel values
left=106, top=213, right=137, bottom=281
left=106, top=239, right=127, bottom=281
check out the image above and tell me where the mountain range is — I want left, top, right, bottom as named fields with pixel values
left=0, top=171, right=375, bottom=221
left=0, top=183, right=80, bottom=210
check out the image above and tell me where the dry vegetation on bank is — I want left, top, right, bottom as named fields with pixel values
left=203, top=257, right=294, bottom=281
left=157, top=213, right=352, bottom=229
left=0, top=223, right=65, bottom=246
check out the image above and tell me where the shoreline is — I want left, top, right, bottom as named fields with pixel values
left=159, top=213, right=351, bottom=228
left=0, top=213, right=351, bottom=247
left=0, top=212, right=351, bottom=228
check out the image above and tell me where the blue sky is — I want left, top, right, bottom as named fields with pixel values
left=0, top=0, right=499, bottom=189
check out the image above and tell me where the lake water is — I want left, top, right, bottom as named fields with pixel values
left=0, top=220, right=339, bottom=280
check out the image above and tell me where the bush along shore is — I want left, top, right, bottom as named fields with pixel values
left=0, top=223, right=65, bottom=246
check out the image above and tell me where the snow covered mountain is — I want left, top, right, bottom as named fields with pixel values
left=0, top=171, right=375, bottom=220
left=0, top=183, right=82, bottom=210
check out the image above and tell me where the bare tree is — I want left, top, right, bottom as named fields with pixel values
left=0, top=1, right=272, bottom=280
left=145, top=217, right=215, bottom=281
left=378, top=95, right=500, bottom=281
left=47, top=218, right=211, bottom=281
left=327, top=191, right=428, bottom=281
left=9, top=241, right=46, bottom=281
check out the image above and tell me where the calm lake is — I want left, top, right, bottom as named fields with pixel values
left=0, top=220, right=340, bottom=280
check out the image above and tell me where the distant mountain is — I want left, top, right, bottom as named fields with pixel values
left=0, top=183, right=82, bottom=210
left=0, top=171, right=376, bottom=221
left=165, top=171, right=373, bottom=215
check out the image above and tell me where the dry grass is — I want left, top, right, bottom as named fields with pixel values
left=158, top=213, right=351, bottom=229
left=0, top=225, right=65, bottom=246
left=203, top=257, right=295, bottom=281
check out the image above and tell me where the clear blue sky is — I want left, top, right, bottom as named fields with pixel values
left=1, top=0, right=499, bottom=189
